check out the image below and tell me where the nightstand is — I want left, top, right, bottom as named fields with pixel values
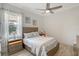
left=8, top=39, right=23, bottom=55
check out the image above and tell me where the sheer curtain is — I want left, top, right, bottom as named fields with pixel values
left=5, top=11, right=22, bottom=40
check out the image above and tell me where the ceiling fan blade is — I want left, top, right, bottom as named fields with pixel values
left=50, top=10, right=54, bottom=14
left=49, top=5, right=62, bottom=10
left=46, top=3, right=50, bottom=9
left=36, top=9, right=46, bottom=11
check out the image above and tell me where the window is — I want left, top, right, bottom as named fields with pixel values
left=5, top=11, right=22, bottom=40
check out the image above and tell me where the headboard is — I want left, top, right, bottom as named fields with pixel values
left=23, top=27, right=38, bottom=33
left=22, top=27, right=38, bottom=38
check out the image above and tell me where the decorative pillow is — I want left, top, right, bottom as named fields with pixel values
left=24, top=32, right=39, bottom=38
left=32, top=32, right=40, bottom=37
left=24, top=33, right=33, bottom=38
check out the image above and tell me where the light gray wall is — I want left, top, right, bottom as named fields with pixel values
left=39, top=6, right=79, bottom=46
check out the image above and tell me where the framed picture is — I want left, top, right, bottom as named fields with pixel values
left=24, top=16, right=32, bottom=27
left=33, top=20, right=37, bottom=26
left=25, top=16, right=31, bottom=24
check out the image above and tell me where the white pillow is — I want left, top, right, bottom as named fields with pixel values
left=24, top=33, right=33, bottom=38
left=32, top=32, right=39, bottom=37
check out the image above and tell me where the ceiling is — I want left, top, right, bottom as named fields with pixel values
left=10, top=3, right=79, bottom=16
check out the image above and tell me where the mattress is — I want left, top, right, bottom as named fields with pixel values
left=23, top=36, right=58, bottom=56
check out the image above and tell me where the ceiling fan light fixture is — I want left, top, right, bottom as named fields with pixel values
left=46, top=10, right=50, bottom=13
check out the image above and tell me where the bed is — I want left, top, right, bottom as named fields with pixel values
left=23, top=27, right=59, bottom=56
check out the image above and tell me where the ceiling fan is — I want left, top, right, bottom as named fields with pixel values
left=37, top=3, right=63, bottom=14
